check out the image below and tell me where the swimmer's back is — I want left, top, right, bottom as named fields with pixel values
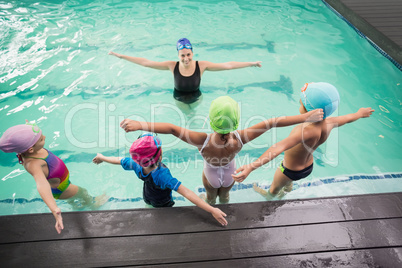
left=200, top=132, right=243, bottom=166
left=284, top=120, right=332, bottom=170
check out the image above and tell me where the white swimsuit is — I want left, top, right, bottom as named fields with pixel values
left=199, top=131, right=243, bottom=188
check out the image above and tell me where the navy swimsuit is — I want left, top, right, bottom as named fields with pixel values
left=280, top=161, right=313, bottom=181
left=173, top=61, right=202, bottom=104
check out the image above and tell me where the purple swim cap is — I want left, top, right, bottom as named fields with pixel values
left=0, top=123, right=42, bottom=154
left=176, top=38, right=192, bottom=51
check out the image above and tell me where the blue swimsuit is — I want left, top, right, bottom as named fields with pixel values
left=121, top=158, right=181, bottom=207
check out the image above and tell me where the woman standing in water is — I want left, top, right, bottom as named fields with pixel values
left=109, top=38, right=261, bottom=111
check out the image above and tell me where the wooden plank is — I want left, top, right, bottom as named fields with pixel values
left=325, top=0, right=402, bottom=63
left=1, top=219, right=402, bottom=267
left=356, top=10, right=402, bottom=17
left=1, top=192, right=402, bottom=244
left=343, top=0, right=402, bottom=5
left=346, top=5, right=402, bottom=8
left=157, top=248, right=402, bottom=268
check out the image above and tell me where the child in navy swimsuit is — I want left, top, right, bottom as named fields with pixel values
left=232, top=82, right=374, bottom=199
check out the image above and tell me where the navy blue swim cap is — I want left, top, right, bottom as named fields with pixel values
left=176, top=38, right=192, bottom=51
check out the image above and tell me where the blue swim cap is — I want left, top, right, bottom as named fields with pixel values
left=300, top=82, right=340, bottom=118
left=176, top=38, right=192, bottom=51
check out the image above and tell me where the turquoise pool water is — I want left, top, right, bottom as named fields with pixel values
left=1, top=0, right=401, bottom=215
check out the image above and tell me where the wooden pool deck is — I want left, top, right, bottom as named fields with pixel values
left=1, top=192, right=402, bottom=267
left=327, top=0, right=402, bottom=65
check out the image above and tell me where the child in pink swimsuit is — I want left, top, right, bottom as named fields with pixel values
left=120, top=96, right=324, bottom=205
left=0, top=122, right=107, bottom=234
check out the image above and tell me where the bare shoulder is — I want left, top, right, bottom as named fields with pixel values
left=300, top=122, right=324, bottom=140
left=165, top=61, right=177, bottom=71
left=198, top=60, right=210, bottom=66
left=198, top=60, right=212, bottom=69
left=24, top=158, right=43, bottom=175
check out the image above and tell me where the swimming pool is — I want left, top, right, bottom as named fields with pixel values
left=1, top=0, right=401, bottom=215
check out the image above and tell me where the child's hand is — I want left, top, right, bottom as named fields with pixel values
left=120, top=119, right=141, bottom=132
left=92, top=153, right=104, bottom=164
left=251, top=61, right=262, bottom=67
left=358, top=107, right=374, bottom=118
left=305, top=109, right=324, bottom=122
left=232, top=164, right=253, bottom=183
left=53, top=207, right=64, bottom=234
left=211, top=208, right=228, bottom=226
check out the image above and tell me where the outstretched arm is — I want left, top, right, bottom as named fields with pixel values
left=120, top=119, right=207, bottom=148
left=232, top=127, right=314, bottom=183
left=109, top=51, right=175, bottom=71
left=26, top=163, right=64, bottom=234
left=326, top=107, right=374, bottom=129
left=177, top=185, right=228, bottom=226
left=238, top=109, right=323, bottom=144
left=92, top=153, right=122, bottom=165
left=200, top=61, right=262, bottom=71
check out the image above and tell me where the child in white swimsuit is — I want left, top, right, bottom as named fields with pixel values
left=200, top=131, right=243, bottom=189
left=120, top=96, right=323, bottom=205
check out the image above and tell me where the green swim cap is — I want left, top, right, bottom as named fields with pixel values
left=209, top=96, right=240, bottom=134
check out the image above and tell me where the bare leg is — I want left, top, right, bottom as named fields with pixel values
left=269, top=168, right=293, bottom=196
left=175, top=95, right=203, bottom=115
left=217, top=181, right=235, bottom=204
left=283, top=181, right=293, bottom=192
left=253, top=183, right=276, bottom=201
left=201, top=171, right=218, bottom=205
left=175, top=99, right=192, bottom=114
left=62, top=185, right=108, bottom=210
left=59, top=184, right=79, bottom=199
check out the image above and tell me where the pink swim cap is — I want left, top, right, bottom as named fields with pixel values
left=129, top=133, right=162, bottom=167
left=0, top=123, right=42, bottom=154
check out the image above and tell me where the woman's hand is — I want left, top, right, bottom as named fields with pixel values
left=232, top=164, right=254, bottom=183
left=108, top=51, right=121, bottom=58
left=251, top=61, right=262, bottom=67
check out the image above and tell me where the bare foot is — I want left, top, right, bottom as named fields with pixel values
left=92, top=193, right=109, bottom=209
left=253, top=183, right=276, bottom=201
left=199, top=193, right=216, bottom=205
left=253, top=183, right=267, bottom=195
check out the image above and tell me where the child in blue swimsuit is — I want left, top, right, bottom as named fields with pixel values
left=92, top=133, right=228, bottom=226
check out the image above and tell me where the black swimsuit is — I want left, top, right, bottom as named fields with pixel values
left=280, top=161, right=313, bottom=181
left=173, top=61, right=202, bottom=104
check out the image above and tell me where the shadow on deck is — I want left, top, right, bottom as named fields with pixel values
left=1, top=192, right=402, bottom=267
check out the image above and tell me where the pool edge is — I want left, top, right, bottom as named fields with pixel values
left=323, top=0, right=402, bottom=70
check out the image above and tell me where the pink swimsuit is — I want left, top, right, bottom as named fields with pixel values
left=199, top=131, right=243, bottom=188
